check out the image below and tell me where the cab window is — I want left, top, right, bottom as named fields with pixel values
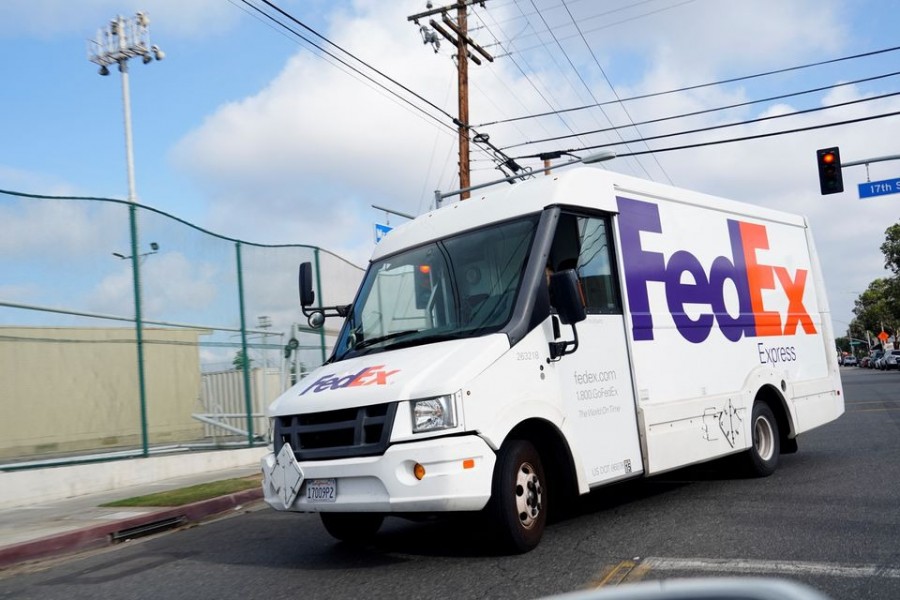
left=548, top=213, right=622, bottom=314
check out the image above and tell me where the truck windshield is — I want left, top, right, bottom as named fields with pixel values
left=333, top=215, right=539, bottom=361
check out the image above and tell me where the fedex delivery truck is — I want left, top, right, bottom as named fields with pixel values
left=261, top=167, right=844, bottom=553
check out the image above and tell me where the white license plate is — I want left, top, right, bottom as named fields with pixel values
left=305, top=478, right=337, bottom=503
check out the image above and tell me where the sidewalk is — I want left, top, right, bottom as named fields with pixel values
left=0, top=451, right=268, bottom=571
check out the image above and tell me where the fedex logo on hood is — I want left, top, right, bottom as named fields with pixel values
left=617, top=197, right=817, bottom=344
left=300, top=365, right=400, bottom=395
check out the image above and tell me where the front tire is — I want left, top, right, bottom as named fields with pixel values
left=487, top=439, right=547, bottom=553
left=320, top=513, right=384, bottom=543
left=744, top=401, right=780, bottom=477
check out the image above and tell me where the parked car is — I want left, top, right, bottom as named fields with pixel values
left=843, top=355, right=858, bottom=367
left=871, top=350, right=885, bottom=369
left=883, top=349, right=900, bottom=370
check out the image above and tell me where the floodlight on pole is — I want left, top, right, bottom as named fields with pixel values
left=88, top=12, right=164, bottom=204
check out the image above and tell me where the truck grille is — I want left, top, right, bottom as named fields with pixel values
left=273, top=403, right=397, bottom=461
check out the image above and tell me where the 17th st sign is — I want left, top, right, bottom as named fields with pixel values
left=859, top=177, right=900, bottom=199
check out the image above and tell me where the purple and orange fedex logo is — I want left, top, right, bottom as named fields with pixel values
left=300, top=365, right=400, bottom=395
left=617, top=197, right=817, bottom=344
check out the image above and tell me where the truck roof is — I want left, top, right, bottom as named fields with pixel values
left=372, top=167, right=808, bottom=262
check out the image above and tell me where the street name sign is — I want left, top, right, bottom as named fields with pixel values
left=858, top=177, right=900, bottom=199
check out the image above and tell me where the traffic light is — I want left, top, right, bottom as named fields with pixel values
left=816, top=147, right=844, bottom=195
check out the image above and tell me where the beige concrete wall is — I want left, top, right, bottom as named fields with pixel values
left=0, top=327, right=205, bottom=459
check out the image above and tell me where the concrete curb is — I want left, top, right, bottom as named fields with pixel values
left=0, top=488, right=264, bottom=570
left=0, top=448, right=268, bottom=510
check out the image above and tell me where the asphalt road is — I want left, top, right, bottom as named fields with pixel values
left=1, top=367, right=897, bottom=600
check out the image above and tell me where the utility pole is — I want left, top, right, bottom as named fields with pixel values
left=455, top=2, right=470, bottom=198
left=409, top=1, right=493, bottom=200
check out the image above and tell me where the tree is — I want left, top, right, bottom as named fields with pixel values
left=880, top=223, right=900, bottom=275
left=835, top=335, right=851, bottom=355
left=852, top=278, right=899, bottom=336
left=851, top=222, right=900, bottom=347
left=232, top=350, right=253, bottom=371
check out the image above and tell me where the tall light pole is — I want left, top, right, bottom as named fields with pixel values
left=88, top=12, right=164, bottom=457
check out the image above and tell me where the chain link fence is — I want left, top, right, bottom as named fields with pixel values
left=0, top=189, right=364, bottom=468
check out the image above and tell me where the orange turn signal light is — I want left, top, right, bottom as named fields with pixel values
left=414, top=463, right=426, bottom=480
left=462, top=458, right=475, bottom=469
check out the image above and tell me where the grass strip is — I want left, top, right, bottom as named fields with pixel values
left=101, top=475, right=261, bottom=507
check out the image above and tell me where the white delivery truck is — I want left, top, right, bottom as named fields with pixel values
left=261, top=167, right=844, bottom=553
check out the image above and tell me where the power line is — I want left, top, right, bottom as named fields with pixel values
left=546, top=108, right=900, bottom=161
left=467, top=8, right=558, bottom=143
left=525, top=0, right=655, bottom=181
left=472, top=5, right=597, bottom=153
left=519, top=0, right=604, bottom=119
left=476, top=43, right=900, bottom=128
left=257, top=0, right=455, bottom=121
left=472, top=4, right=653, bottom=181
left=247, top=0, right=522, bottom=184
left=515, top=90, right=900, bottom=158
left=478, top=0, right=694, bottom=54
left=474, top=0, right=664, bottom=31
left=237, top=0, right=455, bottom=132
left=236, top=1, right=525, bottom=182
left=502, top=69, right=900, bottom=150
left=560, top=0, right=672, bottom=183
left=229, top=0, right=458, bottom=138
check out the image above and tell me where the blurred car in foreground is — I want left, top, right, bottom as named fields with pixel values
left=543, top=577, right=830, bottom=600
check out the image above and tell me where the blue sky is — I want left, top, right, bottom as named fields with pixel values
left=2, top=0, right=900, bottom=342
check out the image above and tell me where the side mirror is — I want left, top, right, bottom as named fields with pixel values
left=297, top=261, right=348, bottom=329
left=548, top=269, right=585, bottom=361
left=298, top=262, right=315, bottom=308
left=549, top=269, right=586, bottom=325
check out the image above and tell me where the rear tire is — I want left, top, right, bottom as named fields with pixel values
left=744, top=401, right=780, bottom=477
left=487, top=440, right=547, bottom=553
left=320, top=513, right=384, bottom=543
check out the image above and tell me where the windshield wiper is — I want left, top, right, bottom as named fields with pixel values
left=381, top=331, right=469, bottom=350
left=354, top=329, right=420, bottom=350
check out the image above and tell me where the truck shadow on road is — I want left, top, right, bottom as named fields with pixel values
left=219, top=454, right=808, bottom=567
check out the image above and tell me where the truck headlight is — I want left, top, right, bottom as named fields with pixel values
left=412, top=395, right=457, bottom=433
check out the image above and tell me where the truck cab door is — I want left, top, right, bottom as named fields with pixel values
left=549, top=212, right=644, bottom=486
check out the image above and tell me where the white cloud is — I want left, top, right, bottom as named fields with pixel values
left=85, top=251, right=220, bottom=318
left=0, top=166, right=80, bottom=197
left=171, top=0, right=464, bottom=263
left=0, top=283, right=41, bottom=304
left=0, top=195, right=125, bottom=260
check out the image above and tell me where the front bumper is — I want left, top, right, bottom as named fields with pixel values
left=260, top=434, right=496, bottom=513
